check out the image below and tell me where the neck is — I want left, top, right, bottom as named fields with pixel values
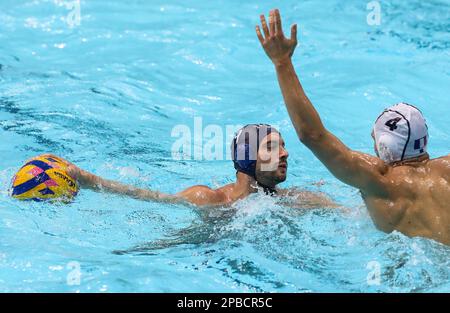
left=233, top=172, right=258, bottom=198
left=392, top=153, right=430, bottom=167
left=233, top=172, right=277, bottom=198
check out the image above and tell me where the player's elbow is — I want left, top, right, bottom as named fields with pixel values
left=299, top=130, right=325, bottom=147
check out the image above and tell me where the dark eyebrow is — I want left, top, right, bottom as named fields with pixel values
left=265, top=139, right=282, bottom=146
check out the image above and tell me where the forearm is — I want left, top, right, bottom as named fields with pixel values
left=78, top=170, right=175, bottom=203
left=274, top=58, right=327, bottom=143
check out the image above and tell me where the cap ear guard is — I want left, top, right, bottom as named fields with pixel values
left=234, top=142, right=257, bottom=178
left=376, top=133, right=402, bottom=164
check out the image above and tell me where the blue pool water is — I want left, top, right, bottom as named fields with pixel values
left=1, top=0, right=449, bottom=292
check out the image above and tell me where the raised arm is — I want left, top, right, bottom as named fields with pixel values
left=256, top=10, right=389, bottom=196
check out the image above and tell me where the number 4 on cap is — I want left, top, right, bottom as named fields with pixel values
left=385, top=117, right=402, bottom=131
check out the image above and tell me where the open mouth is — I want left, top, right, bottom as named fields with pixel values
left=278, top=163, right=287, bottom=169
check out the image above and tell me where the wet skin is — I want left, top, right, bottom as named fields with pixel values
left=41, top=133, right=335, bottom=211
left=256, top=9, right=450, bottom=245
left=362, top=155, right=450, bottom=245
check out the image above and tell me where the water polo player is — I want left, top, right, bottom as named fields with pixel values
left=256, top=9, right=449, bottom=245
left=39, top=124, right=335, bottom=208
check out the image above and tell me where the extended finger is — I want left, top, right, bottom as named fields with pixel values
left=274, top=9, right=283, bottom=35
left=260, top=14, right=270, bottom=38
left=291, top=24, right=298, bottom=42
left=256, top=26, right=264, bottom=44
left=269, top=10, right=275, bottom=35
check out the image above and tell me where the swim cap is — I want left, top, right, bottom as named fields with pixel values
left=373, top=103, right=429, bottom=163
left=231, top=124, right=279, bottom=179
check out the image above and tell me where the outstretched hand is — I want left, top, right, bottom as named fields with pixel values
left=41, top=153, right=83, bottom=181
left=256, top=9, right=298, bottom=65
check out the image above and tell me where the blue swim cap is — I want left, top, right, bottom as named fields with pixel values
left=230, top=124, right=279, bottom=179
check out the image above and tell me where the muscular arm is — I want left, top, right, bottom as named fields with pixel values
left=73, top=169, right=177, bottom=203
left=42, top=154, right=224, bottom=206
left=256, top=9, right=389, bottom=196
left=275, top=59, right=388, bottom=194
left=77, top=169, right=226, bottom=206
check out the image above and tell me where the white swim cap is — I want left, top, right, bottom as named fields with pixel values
left=373, top=103, right=429, bottom=164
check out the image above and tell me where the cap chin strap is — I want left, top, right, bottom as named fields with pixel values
left=237, top=170, right=277, bottom=196
left=256, top=181, right=277, bottom=196
left=391, top=153, right=430, bottom=167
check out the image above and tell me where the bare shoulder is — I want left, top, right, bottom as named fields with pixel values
left=442, top=154, right=450, bottom=164
left=433, top=154, right=450, bottom=180
left=429, top=155, right=450, bottom=168
left=176, top=185, right=228, bottom=207
left=433, top=154, right=450, bottom=161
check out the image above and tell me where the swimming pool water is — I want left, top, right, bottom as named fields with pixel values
left=0, top=0, right=449, bottom=292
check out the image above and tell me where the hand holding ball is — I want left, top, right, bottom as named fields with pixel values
left=10, top=154, right=79, bottom=202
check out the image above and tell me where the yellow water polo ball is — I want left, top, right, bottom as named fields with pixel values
left=10, top=154, right=79, bottom=202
